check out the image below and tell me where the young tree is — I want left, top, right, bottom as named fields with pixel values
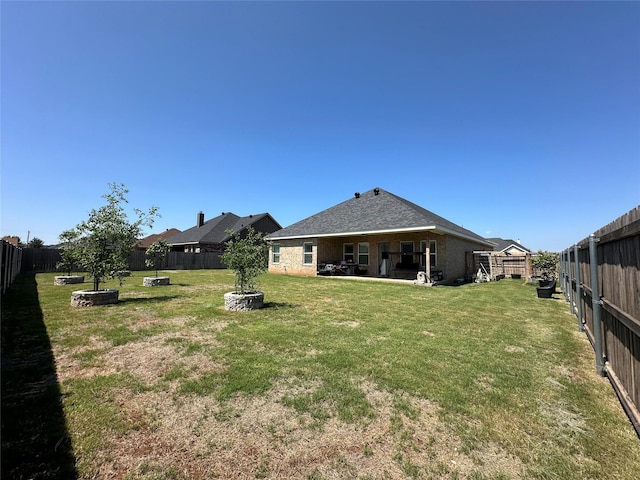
left=71, top=183, right=159, bottom=291
left=531, top=250, right=559, bottom=280
left=220, top=226, right=269, bottom=294
left=145, top=239, right=171, bottom=277
left=56, top=229, right=81, bottom=276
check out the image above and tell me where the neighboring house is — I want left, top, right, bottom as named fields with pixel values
left=167, top=211, right=282, bottom=253
left=471, top=238, right=533, bottom=280
left=267, top=188, right=493, bottom=282
left=135, top=228, right=182, bottom=251
left=2, top=236, right=21, bottom=247
left=485, top=238, right=531, bottom=255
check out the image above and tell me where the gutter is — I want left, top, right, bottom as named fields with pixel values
left=267, top=225, right=493, bottom=248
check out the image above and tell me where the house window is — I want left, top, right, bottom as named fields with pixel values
left=303, top=242, right=313, bottom=264
left=400, top=241, right=414, bottom=266
left=272, top=243, right=280, bottom=264
left=358, top=243, right=369, bottom=265
left=419, top=240, right=437, bottom=268
left=430, top=240, right=437, bottom=267
left=343, top=243, right=354, bottom=263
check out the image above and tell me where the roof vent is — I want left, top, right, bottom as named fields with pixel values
left=374, top=188, right=380, bottom=196
left=354, top=192, right=360, bottom=198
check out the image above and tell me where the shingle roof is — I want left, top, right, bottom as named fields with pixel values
left=268, top=188, right=492, bottom=246
left=486, top=238, right=531, bottom=253
left=136, top=228, right=182, bottom=249
left=167, top=212, right=277, bottom=246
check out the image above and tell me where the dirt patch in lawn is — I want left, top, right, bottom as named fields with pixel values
left=56, top=330, right=225, bottom=385
left=89, top=380, right=523, bottom=479
left=103, top=336, right=226, bottom=386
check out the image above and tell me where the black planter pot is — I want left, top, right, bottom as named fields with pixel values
left=536, top=279, right=556, bottom=298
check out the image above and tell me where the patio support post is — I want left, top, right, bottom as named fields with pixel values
left=425, top=241, right=431, bottom=282
left=574, top=243, right=584, bottom=332
left=589, top=234, right=606, bottom=377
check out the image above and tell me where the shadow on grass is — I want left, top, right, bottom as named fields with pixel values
left=263, top=301, right=297, bottom=309
left=1, top=274, right=78, bottom=479
left=118, top=295, right=181, bottom=305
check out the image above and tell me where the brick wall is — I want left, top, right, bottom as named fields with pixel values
left=268, top=239, right=317, bottom=276
left=269, top=232, right=489, bottom=280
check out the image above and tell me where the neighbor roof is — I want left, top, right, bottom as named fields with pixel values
left=167, top=212, right=278, bottom=246
left=486, top=238, right=531, bottom=253
left=136, top=228, right=182, bottom=249
left=268, top=188, right=493, bottom=246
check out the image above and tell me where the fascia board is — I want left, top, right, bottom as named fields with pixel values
left=268, top=225, right=493, bottom=247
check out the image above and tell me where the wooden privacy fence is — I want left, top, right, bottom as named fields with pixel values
left=21, top=249, right=225, bottom=273
left=560, top=206, right=640, bottom=436
left=467, top=252, right=532, bottom=280
left=126, top=250, right=225, bottom=271
left=1, top=240, right=23, bottom=294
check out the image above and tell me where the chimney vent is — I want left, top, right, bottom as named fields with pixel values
left=197, top=211, right=205, bottom=227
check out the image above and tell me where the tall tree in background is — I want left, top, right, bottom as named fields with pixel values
left=27, top=238, right=44, bottom=248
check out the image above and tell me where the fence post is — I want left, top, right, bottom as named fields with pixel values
left=562, top=250, right=569, bottom=302
left=560, top=250, right=565, bottom=294
left=574, top=243, right=584, bottom=332
left=588, top=234, right=606, bottom=376
left=567, top=248, right=575, bottom=314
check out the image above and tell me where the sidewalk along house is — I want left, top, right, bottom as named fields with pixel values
left=167, top=211, right=282, bottom=253
left=266, top=188, right=493, bottom=283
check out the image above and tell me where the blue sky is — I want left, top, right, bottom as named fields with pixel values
left=2, top=1, right=638, bottom=252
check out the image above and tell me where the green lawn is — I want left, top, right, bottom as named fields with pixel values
left=2, top=271, right=638, bottom=479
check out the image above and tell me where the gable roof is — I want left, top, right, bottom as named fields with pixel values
left=486, top=238, right=531, bottom=253
left=268, top=188, right=493, bottom=246
left=167, top=212, right=280, bottom=246
left=136, top=228, right=182, bottom=250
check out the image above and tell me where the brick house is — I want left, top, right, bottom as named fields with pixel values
left=167, top=211, right=281, bottom=253
left=485, top=238, right=531, bottom=255
left=267, top=188, right=493, bottom=283
left=135, top=228, right=182, bottom=251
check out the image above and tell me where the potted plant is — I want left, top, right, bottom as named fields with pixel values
left=54, top=229, right=84, bottom=285
left=143, top=239, right=171, bottom=286
left=221, top=226, right=268, bottom=311
left=68, top=183, right=159, bottom=306
left=531, top=250, right=558, bottom=298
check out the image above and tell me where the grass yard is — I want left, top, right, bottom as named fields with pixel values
left=2, top=271, right=639, bottom=479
